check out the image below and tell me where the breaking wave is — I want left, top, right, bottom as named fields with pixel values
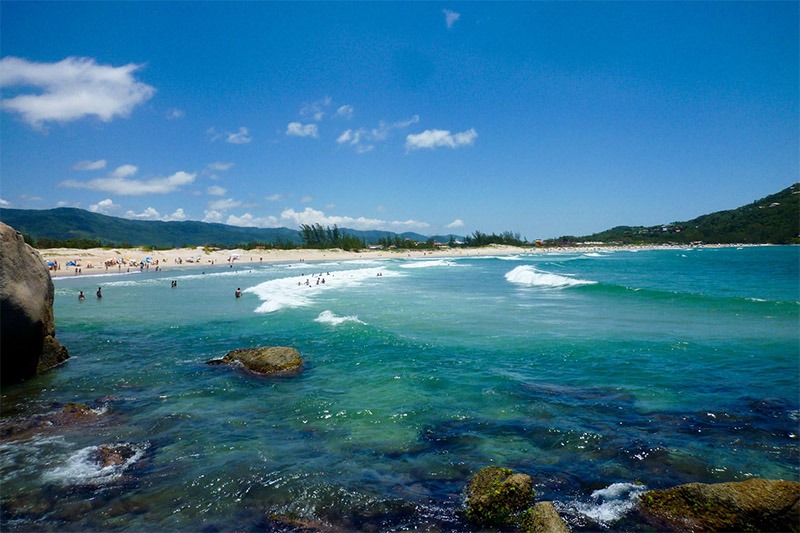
left=559, top=482, right=647, bottom=527
left=504, top=265, right=596, bottom=288
left=315, top=310, right=366, bottom=326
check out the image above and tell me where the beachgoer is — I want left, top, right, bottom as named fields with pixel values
left=78, top=291, right=85, bottom=301
left=235, top=288, right=242, bottom=298
left=96, top=287, right=102, bottom=299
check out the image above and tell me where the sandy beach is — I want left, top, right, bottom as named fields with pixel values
left=39, top=244, right=535, bottom=278
left=37, top=243, right=745, bottom=278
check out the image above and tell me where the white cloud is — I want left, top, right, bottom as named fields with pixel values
left=300, top=96, right=332, bottom=121
left=207, top=161, right=234, bottom=171
left=300, top=196, right=313, bottom=203
left=286, top=122, right=318, bottom=138
left=0, top=198, right=10, bottom=206
left=446, top=219, right=465, bottom=228
left=208, top=197, right=241, bottom=211
left=226, top=213, right=279, bottom=228
left=405, top=127, right=477, bottom=151
left=167, top=208, right=187, bottom=221
left=335, top=105, right=354, bottom=119
left=443, top=9, right=461, bottom=29
left=265, top=194, right=283, bottom=202
left=89, top=198, right=118, bottom=214
left=166, top=108, right=184, bottom=120
left=203, top=210, right=224, bottom=223
left=126, top=207, right=161, bottom=220
left=227, top=127, right=252, bottom=144
left=0, top=56, right=155, bottom=128
left=207, top=185, right=227, bottom=196
left=280, top=207, right=430, bottom=232
left=338, top=115, right=419, bottom=153
left=61, top=168, right=197, bottom=195
left=72, top=159, right=106, bottom=171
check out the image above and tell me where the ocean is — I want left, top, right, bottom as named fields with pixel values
left=2, top=246, right=798, bottom=531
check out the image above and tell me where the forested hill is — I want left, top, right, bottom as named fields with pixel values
left=0, top=207, right=447, bottom=249
left=559, top=183, right=800, bottom=245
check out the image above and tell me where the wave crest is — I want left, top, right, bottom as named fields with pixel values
left=504, top=265, right=596, bottom=288
left=315, top=310, right=366, bottom=326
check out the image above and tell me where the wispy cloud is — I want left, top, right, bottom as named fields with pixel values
left=125, top=207, right=187, bottom=221
left=61, top=165, right=196, bottom=195
left=165, top=108, right=184, bottom=120
left=0, top=56, right=155, bottom=129
left=265, top=194, right=283, bottom=202
left=286, top=122, right=319, bottom=138
left=405, top=128, right=477, bottom=151
left=300, top=96, right=332, bottom=121
left=208, top=197, right=242, bottom=211
left=337, top=115, right=420, bottom=153
left=0, top=198, right=11, bottom=207
left=207, top=185, right=227, bottom=196
left=72, top=159, right=107, bottom=171
left=335, top=105, right=354, bottom=119
left=443, top=9, right=461, bottom=29
left=226, top=127, right=252, bottom=144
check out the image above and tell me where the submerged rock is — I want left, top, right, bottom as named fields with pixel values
left=0, top=402, right=103, bottom=442
left=0, top=222, right=68, bottom=383
left=465, top=466, right=535, bottom=528
left=206, top=346, right=303, bottom=376
left=638, top=478, right=800, bottom=532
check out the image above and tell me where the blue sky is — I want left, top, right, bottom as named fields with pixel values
left=1, top=1, right=797, bottom=239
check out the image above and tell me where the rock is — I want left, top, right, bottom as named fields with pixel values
left=465, top=466, right=535, bottom=528
left=0, top=222, right=68, bottom=384
left=520, top=501, right=570, bottom=533
left=206, top=346, right=303, bottom=376
left=95, top=443, right=139, bottom=468
left=0, top=402, right=103, bottom=442
left=638, top=478, right=800, bottom=532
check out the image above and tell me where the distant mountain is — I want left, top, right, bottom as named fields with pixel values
left=561, top=183, right=800, bottom=245
left=0, top=207, right=461, bottom=248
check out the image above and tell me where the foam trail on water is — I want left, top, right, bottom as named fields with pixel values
left=399, top=259, right=460, bottom=269
left=560, top=482, right=647, bottom=527
left=505, top=265, right=596, bottom=288
left=42, top=442, right=149, bottom=486
left=245, top=267, right=400, bottom=313
left=315, top=310, right=366, bottom=326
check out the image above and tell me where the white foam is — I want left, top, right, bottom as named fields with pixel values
left=398, top=259, right=459, bottom=269
left=563, top=482, right=647, bottom=526
left=314, top=310, right=366, bottom=326
left=42, top=442, right=148, bottom=486
left=504, top=265, right=596, bottom=288
left=245, top=267, right=401, bottom=313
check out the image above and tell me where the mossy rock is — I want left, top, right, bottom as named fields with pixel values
left=207, top=346, right=303, bottom=376
left=465, top=466, right=535, bottom=528
left=520, top=501, right=570, bottom=533
left=639, top=478, right=800, bottom=532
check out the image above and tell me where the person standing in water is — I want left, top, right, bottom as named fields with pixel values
left=78, top=291, right=85, bottom=301
left=235, top=288, right=242, bottom=298
left=96, top=287, right=102, bottom=299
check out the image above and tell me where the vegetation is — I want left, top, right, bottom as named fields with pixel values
left=462, top=230, right=528, bottom=247
left=299, top=224, right=366, bottom=251
left=547, top=183, right=799, bottom=246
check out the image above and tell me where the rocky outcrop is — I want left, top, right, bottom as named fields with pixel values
left=0, top=402, right=103, bottom=442
left=206, top=346, right=303, bottom=376
left=0, top=222, right=68, bottom=384
left=638, top=478, right=800, bottom=532
left=465, top=466, right=536, bottom=528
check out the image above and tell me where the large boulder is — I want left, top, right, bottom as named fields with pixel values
left=638, top=478, right=800, bottom=532
left=206, top=346, right=303, bottom=376
left=465, top=466, right=535, bottom=528
left=0, top=222, right=68, bottom=384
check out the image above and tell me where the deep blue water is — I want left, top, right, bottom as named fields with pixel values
left=2, top=246, right=798, bottom=531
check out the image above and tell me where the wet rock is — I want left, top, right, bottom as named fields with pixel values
left=0, top=402, right=102, bottom=442
left=95, top=443, right=139, bottom=468
left=0, top=222, right=68, bottom=384
left=638, top=478, right=800, bottom=532
left=206, top=346, right=303, bottom=376
left=465, top=466, right=535, bottom=528
left=520, top=501, right=570, bottom=533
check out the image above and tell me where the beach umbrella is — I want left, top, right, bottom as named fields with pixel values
left=66, top=260, right=76, bottom=266
left=47, top=261, right=56, bottom=267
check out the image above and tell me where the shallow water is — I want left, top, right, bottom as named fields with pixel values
left=2, top=246, right=798, bottom=531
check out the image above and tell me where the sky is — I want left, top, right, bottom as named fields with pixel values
left=0, top=1, right=797, bottom=240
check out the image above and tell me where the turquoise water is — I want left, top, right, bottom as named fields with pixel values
left=2, top=246, right=798, bottom=531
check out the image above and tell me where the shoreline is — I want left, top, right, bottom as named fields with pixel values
left=38, top=243, right=772, bottom=278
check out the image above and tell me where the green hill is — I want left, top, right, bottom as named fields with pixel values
left=0, top=207, right=461, bottom=249
left=558, top=183, right=800, bottom=245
